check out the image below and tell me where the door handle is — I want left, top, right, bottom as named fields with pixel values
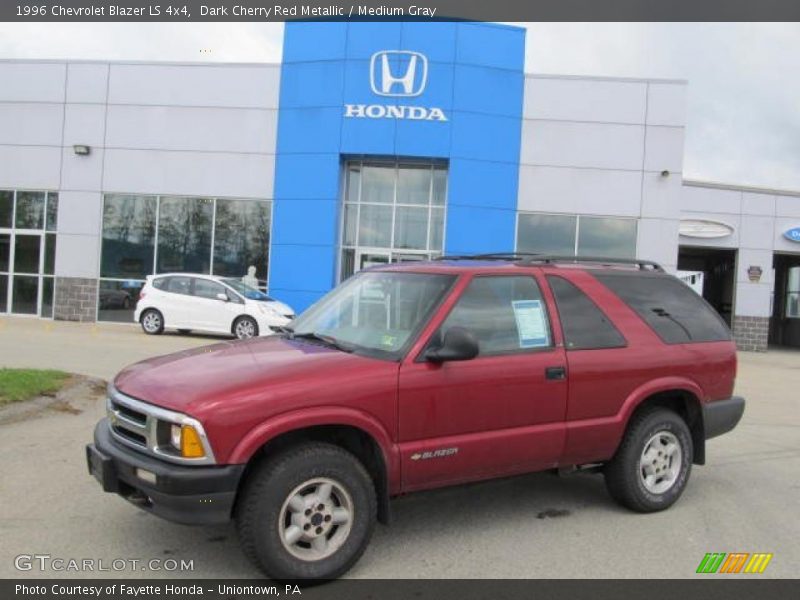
left=545, top=366, right=567, bottom=381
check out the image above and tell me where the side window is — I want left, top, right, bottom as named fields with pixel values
left=547, top=276, right=626, bottom=350
left=225, top=288, right=243, bottom=304
left=593, top=272, right=731, bottom=344
left=152, top=277, right=168, bottom=290
left=438, top=276, right=552, bottom=356
left=166, top=276, right=192, bottom=295
left=193, top=278, right=226, bottom=300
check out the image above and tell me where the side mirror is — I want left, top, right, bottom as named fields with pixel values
left=425, top=326, right=479, bottom=362
left=215, top=293, right=228, bottom=302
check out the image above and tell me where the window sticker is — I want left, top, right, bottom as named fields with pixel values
left=512, top=299, right=550, bottom=348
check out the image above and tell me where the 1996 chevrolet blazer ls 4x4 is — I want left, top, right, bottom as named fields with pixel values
left=86, top=255, right=745, bottom=579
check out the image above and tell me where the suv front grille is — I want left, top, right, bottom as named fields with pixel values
left=105, top=386, right=216, bottom=465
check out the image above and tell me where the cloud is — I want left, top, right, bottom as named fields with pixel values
left=0, top=21, right=797, bottom=191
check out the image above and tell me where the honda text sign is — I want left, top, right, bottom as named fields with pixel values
left=345, top=50, right=447, bottom=122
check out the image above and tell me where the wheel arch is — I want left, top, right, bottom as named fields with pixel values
left=230, top=409, right=397, bottom=525
left=624, top=386, right=706, bottom=465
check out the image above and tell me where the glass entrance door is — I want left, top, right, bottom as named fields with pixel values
left=0, top=189, right=58, bottom=318
left=10, top=232, right=43, bottom=315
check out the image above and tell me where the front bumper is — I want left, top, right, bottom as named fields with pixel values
left=86, top=419, right=244, bottom=525
left=703, top=395, right=745, bottom=440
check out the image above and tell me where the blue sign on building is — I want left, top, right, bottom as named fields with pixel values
left=268, top=22, right=526, bottom=311
left=783, top=227, right=800, bottom=243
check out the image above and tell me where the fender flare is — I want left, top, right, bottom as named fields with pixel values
left=618, top=376, right=705, bottom=424
left=227, top=406, right=400, bottom=490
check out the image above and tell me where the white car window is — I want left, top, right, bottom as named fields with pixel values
left=193, top=278, right=226, bottom=300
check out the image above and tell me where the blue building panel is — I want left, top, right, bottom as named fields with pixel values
left=271, top=21, right=527, bottom=311
left=345, top=22, right=403, bottom=59
left=455, top=23, right=526, bottom=71
left=282, top=22, right=347, bottom=63
left=399, top=22, right=457, bottom=63
left=452, top=65, right=524, bottom=117
left=448, top=159, right=520, bottom=211
left=271, top=199, right=340, bottom=247
left=276, top=107, right=343, bottom=154
left=279, top=61, right=345, bottom=108
left=273, top=153, right=341, bottom=200
left=269, top=244, right=337, bottom=294
left=445, top=205, right=516, bottom=256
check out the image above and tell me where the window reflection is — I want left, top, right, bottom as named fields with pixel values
left=341, top=161, right=448, bottom=281
left=101, top=195, right=157, bottom=279
left=15, top=192, right=45, bottom=229
left=213, top=198, right=271, bottom=283
left=98, top=194, right=272, bottom=322
left=157, top=196, right=213, bottom=274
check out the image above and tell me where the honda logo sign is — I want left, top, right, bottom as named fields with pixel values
left=344, top=50, right=447, bottom=122
left=370, top=51, right=428, bottom=97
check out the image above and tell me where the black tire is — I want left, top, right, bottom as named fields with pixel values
left=139, top=309, right=164, bottom=335
left=233, top=315, right=259, bottom=340
left=177, top=329, right=192, bottom=335
left=236, top=442, right=377, bottom=580
left=604, top=408, right=693, bottom=513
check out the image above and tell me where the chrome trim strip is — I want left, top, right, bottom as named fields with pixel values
left=106, top=384, right=217, bottom=466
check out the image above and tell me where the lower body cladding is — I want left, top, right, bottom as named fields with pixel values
left=86, top=420, right=243, bottom=525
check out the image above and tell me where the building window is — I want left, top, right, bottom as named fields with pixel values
left=0, top=189, right=58, bottom=317
left=786, top=267, right=800, bottom=319
left=517, top=213, right=638, bottom=259
left=99, top=194, right=271, bottom=322
left=339, top=160, right=447, bottom=281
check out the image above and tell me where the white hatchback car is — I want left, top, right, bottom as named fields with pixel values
left=134, top=274, right=295, bottom=339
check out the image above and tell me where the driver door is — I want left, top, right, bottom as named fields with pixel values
left=398, top=274, right=568, bottom=491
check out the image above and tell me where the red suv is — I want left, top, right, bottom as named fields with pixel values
left=86, top=255, right=744, bottom=580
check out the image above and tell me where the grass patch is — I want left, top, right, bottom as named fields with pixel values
left=0, top=369, right=71, bottom=407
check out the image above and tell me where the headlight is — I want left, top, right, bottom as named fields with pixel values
left=257, top=303, right=277, bottom=315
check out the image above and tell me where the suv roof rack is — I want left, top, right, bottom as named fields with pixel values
left=434, top=253, right=664, bottom=272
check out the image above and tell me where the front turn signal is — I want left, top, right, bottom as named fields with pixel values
left=180, top=424, right=206, bottom=458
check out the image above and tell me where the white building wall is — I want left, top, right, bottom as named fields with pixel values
left=0, top=59, right=281, bottom=282
left=681, top=181, right=800, bottom=321
left=517, top=75, right=687, bottom=272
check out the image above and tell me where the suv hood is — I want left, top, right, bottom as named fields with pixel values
left=113, top=336, right=393, bottom=417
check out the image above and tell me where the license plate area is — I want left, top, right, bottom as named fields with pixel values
left=86, top=445, right=118, bottom=493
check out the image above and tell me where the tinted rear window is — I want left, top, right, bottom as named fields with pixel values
left=547, top=276, right=626, bottom=350
left=594, top=272, right=731, bottom=344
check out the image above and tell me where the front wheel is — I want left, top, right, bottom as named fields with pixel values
left=140, top=309, right=164, bottom=335
left=233, top=316, right=258, bottom=340
left=236, top=443, right=377, bottom=580
left=604, top=408, right=693, bottom=512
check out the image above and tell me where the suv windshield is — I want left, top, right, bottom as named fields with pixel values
left=289, top=271, right=456, bottom=360
left=221, top=278, right=273, bottom=301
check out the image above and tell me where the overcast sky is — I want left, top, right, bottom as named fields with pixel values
left=1, top=22, right=797, bottom=191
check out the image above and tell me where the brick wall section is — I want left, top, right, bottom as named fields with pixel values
left=732, top=315, right=769, bottom=352
left=54, top=277, right=98, bottom=322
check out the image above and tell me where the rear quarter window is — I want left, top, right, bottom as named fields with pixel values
left=593, top=272, right=732, bottom=344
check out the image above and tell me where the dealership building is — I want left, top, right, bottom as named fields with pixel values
left=1, top=21, right=799, bottom=351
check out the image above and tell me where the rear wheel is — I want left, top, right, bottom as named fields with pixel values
left=604, top=408, right=693, bottom=512
left=233, top=316, right=258, bottom=339
left=140, top=309, right=164, bottom=335
left=236, top=443, right=376, bottom=580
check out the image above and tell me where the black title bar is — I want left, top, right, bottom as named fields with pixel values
left=2, top=0, right=800, bottom=22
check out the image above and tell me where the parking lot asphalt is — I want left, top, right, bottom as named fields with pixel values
left=0, top=315, right=798, bottom=579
